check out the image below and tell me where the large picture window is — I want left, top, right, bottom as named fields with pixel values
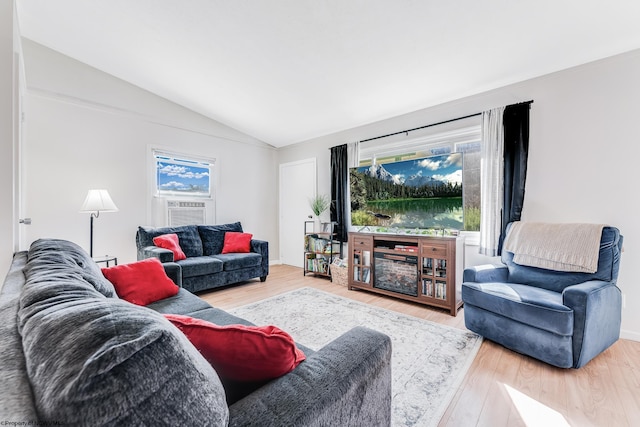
left=153, top=150, right=214, bottom=198
left=352, top=119, right=481, bottom=233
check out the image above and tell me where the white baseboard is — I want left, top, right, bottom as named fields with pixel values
left=269, top=260, right=283, bottom=266
left=620, top=328, right=640, bottom=342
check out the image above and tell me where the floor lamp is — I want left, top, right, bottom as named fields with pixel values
left=80, top=189, right=119, bottom=258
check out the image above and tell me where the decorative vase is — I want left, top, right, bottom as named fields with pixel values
left=314, top=217, right=322, bottom=233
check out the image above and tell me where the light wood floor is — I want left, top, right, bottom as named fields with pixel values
left=199, top=264, right=640, bottom=427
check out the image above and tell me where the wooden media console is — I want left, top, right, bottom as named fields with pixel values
left=347, top=232, right=464, bottom=316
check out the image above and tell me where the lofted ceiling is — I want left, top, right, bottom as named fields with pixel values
left=16, top=1, right=640, bottom=148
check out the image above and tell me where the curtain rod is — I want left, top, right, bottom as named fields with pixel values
left=359, top=100, right=533, bottom=144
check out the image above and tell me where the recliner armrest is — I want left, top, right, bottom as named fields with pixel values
left=228, top=326, right=391, bottom=426
left=141, top=246, right=174, bottom=263
left=562, top=280, right=620, bottom=315
left=463, top=264, right=508, bottom=283
left=563, top=280, right=622, bottom=368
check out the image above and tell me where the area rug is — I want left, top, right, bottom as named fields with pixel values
left=228, top=287, right=482, bottom=427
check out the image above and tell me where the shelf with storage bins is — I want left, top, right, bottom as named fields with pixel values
left=347, top=232, right=464, bottom=316
left=304, top=221, right=340, bottom=279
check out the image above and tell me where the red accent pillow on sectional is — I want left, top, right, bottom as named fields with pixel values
left=101, top=258, right=179, bottom=306
left=164, top=314, right=306, bottom=382
left=221, top=231, right=253, bottom=254
left=152, top=233, right=187, bottom=261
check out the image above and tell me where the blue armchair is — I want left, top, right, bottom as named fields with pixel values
left=462, top=223, right=623, bottom=368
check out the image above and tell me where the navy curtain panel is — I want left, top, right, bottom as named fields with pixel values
left=330, top=144, right=349, bottom=251
left=498, top=102, right=531, bottom=254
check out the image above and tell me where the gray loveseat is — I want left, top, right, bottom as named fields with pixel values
left=136, top=222, right=269, bottom=293
left=1, top=238, right=392, bottom=426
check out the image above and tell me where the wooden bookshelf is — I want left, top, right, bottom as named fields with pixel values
left=303, top=221, right=340, bottom=279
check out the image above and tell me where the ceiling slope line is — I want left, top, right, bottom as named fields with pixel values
left=26, top=86, right=276, bottom=150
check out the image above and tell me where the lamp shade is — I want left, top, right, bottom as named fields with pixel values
left=80, top=189, right=119, bottom=213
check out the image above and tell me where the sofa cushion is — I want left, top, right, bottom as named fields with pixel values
left=211, top=253, right=263, bottom=272
left=18, top=284, right=229, bottom=425
left=164, top=314, right=306, bottom=382
left=198, top=222, right=243, bottom=256
left=101, top=258, right=180, bottom=306
left=462, top=281, right=574, bottom=336
left=188, top=306, right=256, bottom=326
left=152, top=233, right=187, bottom=261
left=138, top=225, right=203, bottom=257
left=146, top=288, right=212, bottom=314
left=178, top=256, right=224, bottom=278
left=27, top=238, right=117, bottom=298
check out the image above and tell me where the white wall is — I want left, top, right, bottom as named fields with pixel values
left=277, top=48, right=640, bottom=341
left=21, top=40, right=278, bottom=264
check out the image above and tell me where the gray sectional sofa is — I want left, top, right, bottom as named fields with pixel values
left=136, top=222, right=269, bottom=293
left=1, top=238, right=392, bottom=426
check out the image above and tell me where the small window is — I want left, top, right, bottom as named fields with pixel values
left=153, top=151, right=214, bottom=198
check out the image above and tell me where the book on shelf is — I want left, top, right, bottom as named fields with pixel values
left=307, top=255, right=329, bottom=274
left=354, top=267, right=370, bottom=283
left=435, top=281, right=446, bottom=299
left=422, top=278, right=433, bottom=297
left=362, top=268, right=370, bottom=283
left=305, top=235, right=336, bottom=254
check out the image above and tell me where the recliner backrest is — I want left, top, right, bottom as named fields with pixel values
left=501, top=224, right=623, bottom=292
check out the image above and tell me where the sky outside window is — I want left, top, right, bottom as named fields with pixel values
left=156, top=157, right=211, bottom=197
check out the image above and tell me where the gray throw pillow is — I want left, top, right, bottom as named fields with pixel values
left=19, top=295, right=229, bottom=426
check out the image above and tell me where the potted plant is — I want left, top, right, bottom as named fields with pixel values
left=309, top=194, right=330, bottom=231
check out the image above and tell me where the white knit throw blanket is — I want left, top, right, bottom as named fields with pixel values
left=503, top=222, right=605, bottom=273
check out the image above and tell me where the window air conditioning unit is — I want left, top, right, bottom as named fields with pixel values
left=166, top=200, right=207, bottom=227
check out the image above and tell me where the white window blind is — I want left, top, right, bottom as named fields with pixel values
left=359, top=122, right=481, bottom=164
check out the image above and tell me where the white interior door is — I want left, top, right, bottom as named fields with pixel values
left=14, top=51, right=28, bottom=251
left=279, top=158, right=316, bottom=267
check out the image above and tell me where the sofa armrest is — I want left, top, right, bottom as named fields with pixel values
left=250, top=239, right=268, bottom=257
left=463, top=264, right=509, bottom=283
left=228, top=326, right=391, bottom=427
left=250, top=239, right=269, bottom=280
left=141, top=246, right=174, bottom=263
left=563, top=280, right=622, bottom=368
left=162, top=262, right=182, bottom=288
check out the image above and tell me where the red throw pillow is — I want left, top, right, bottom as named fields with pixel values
left=164, top=314, right=305, bottom=382
left=152, top=233, right=187, bottom=261
left=102, top=258, right=179, bottom=306
left=221, top=232, right=253, bottom=254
